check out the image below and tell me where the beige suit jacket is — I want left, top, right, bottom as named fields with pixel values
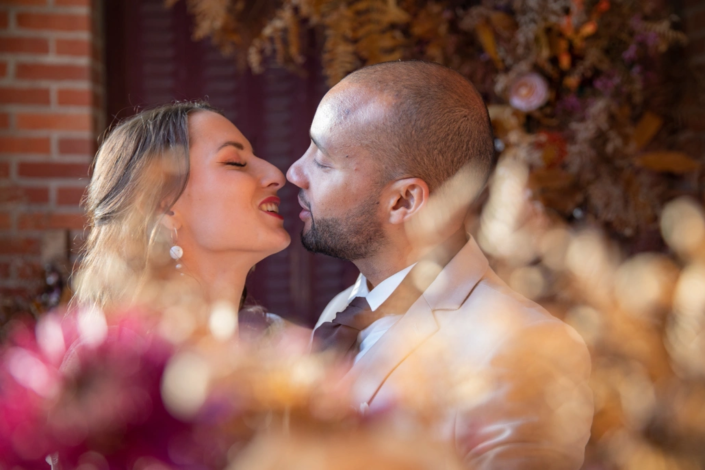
left=315, top=237, right=593, bottom=469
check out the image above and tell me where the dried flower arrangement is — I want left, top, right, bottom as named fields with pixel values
left=169, top=0, right=703, bottom=247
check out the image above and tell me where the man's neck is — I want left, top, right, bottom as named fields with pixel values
left=354, top=229, right=469, bottom=289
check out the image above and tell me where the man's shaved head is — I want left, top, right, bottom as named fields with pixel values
left=332, top=60, right=495, bottom=192
left=287, top=61, right=496, bottom=265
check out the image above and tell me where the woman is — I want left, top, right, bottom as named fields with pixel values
left=73, top=102, right=290, bottom=334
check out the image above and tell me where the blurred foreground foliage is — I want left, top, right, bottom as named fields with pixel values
left=0, top=303, right=466, bottom=469
left=4, top=168, right=705, bottom=469
left=475, top=157, right=705, bottom=469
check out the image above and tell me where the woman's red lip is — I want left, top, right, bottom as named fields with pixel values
left=260, top=196, right=280, bottom=205
left=264, top=211, right=284, bottom=220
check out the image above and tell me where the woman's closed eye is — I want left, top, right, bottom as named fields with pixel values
left=224, top=161, right=247, bottom=168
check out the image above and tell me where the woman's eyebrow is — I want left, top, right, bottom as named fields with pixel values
left=217, top=141, right=245, bottom=151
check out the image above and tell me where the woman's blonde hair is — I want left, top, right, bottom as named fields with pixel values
left=73, top=101, right=219, bottom=309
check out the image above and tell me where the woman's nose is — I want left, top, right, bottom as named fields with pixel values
left=262, top=160, right=286, bottom=189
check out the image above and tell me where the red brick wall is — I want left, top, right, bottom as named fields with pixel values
left=0, top=0, right=103, bottom=299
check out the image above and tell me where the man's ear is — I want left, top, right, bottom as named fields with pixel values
left=385, top=178, right=429, bottom=225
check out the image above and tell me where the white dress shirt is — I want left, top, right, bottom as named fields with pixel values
left=347, top=264, right=415, bottom=363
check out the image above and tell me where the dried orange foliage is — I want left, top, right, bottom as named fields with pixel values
left=169, top=0, right=457, bottom=85
left=169, top=0, right=703, bottom=246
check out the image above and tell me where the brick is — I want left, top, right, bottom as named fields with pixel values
left=0, top=114, right=10, bottom=128
left=17, top=262, right=42, bottom=280
left=18, top=213, right=85, bottom=230
left=0, top=287, right=35, bottom=299
left=0, top=187, right=50, bottom=204
left=0, top=213, right=10, bottom=230
left=0, top=62, right=7, bottom=78
left=91, top=90, right=103, bottom=110
left=0, top=0, right=47, bottom=5
left=0, top=37, right=50, bottom=55
left=92, top=42, right=101, bottom=62
left=57, top=88, right=91, bottom=106
left=0, top=12, right=8, bottom=30
left=0, top=87, right=51, bottom=106
left=57, top=187, right=85, bottom=205
left=16, top=113, right=91, bottom=131
left=18, top=162, right=89, bottom=178
left=91, top=66, right=101, bottom=84
left=55, top=39, right=90, bottom=57
left=0, top=136, right=51, bottom=154
left=0, top=262, right=9, bottom=279
left=56, top=0, right=90, bottom=5
left=0, top=162, right=9, bottom=178
left=0, top=237, right=40, bottom=255
left=58, top=137, right=94, bottom=155
left=16, top=63, right=90, bottom=81
left=16, top=13, right=90, bottom=32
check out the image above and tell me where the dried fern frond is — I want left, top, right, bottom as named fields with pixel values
left=183, top=0, right=231, bottom=40
left=409, top=2, right=448, bottom=64
left=637, top=18, right=688, bottom=49
left=322, top=3, right=360, bottom=85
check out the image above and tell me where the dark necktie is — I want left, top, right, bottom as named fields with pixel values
left=314, top=233, right=468, bottom=359
left=312, top=296, right=380, bottom=357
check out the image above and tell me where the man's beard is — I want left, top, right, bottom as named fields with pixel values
left=300, top=192, right=384, bottom=261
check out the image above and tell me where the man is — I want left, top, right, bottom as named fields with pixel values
left=286, top=61, right=593, bottom=469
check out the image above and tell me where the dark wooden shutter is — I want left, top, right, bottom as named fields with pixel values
left=104, top=0, right=358, bottom=325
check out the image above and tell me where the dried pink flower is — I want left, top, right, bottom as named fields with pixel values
left=509, top=73, right=549, bottom=112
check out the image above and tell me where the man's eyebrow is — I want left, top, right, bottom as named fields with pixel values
left=217, top=141, right=245, bottom=151
left=310, top=135, right=332, bottom=158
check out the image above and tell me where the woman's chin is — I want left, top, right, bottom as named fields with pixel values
left=274, top=231, right=292, bottom=253
left=261, top=230, right=291, bottom=256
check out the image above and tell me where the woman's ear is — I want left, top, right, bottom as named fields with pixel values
left=159, top=207, right=182, bottom=232
left=385, top=178, right=429, bottom=225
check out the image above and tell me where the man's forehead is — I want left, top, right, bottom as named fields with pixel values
left=311, top=85, right=391, bottom=146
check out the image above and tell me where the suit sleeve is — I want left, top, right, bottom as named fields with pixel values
left=455, top=320, right=593, bottom=470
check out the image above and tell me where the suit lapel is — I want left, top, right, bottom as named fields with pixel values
left=345, top=294, right=438, bottom=405
left=314, top=284, right=356, bottom=329
left=345, top=236, right=490, bottom=406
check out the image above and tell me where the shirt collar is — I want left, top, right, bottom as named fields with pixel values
left=347, top=263, right=416, bottom=311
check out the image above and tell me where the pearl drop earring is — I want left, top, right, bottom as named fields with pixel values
left=170, top=227, right=183, bottom=270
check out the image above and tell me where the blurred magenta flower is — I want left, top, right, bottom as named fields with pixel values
left=0, top=308, right=233, bottom=470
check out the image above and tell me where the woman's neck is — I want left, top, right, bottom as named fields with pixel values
left=180, top=250, right=255, bottom=307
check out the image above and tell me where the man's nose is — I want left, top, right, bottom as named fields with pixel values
left=286, top=158, right=306, bottom=189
